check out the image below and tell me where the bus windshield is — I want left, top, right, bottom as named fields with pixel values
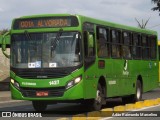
left=11, top=32, right=82, bottom=68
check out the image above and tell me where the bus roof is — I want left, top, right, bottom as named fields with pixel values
left=13, top=14, right=157, bottom=36
left=77, top=14, right=157, bottom=36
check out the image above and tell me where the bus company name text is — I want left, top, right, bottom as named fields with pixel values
left=22, top=82, right=36, bottom=86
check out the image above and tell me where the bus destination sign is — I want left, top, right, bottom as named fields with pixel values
left=13, top=16, right=79, bottom=29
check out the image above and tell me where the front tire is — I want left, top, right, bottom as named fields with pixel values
left=84, top=84, right=103, bottom=111
left=93, top=84, right=103, bottom=110
left=32, top=101, right=47, bottom=111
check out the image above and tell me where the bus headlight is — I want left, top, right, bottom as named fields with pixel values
left=66, top=76, right=82, bottom=90
left=11, top=79, right=20, bottom=90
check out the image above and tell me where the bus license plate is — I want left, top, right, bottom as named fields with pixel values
left=36, top=91, right=48, bottom=96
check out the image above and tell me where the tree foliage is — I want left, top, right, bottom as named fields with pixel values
left=0, top=29, right=9, bottom=35
left=152, top=0, right=160, bottom=15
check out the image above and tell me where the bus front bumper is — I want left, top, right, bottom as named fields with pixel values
left=10, top=81, right=84, bottom=101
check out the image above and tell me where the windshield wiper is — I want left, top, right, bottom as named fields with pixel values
left=71, top=32, right=79, bottom=47
left=51, top=28, right=63, bottom=51
left=24, top=30, right=32, bottom=41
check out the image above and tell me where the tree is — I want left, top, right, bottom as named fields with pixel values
left=135, top=18, right=150, bottom=29
left=0, top=29, right=9, bottom=35
left=151, top=0, right=160, bottom=15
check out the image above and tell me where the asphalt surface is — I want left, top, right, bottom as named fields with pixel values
left=0, top=88, right=160, bottom=120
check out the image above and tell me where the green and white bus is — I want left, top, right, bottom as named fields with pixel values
left=2, top=14, right=159, bottom=111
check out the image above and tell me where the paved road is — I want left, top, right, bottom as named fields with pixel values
left=0, top=88, right=160, bottom=119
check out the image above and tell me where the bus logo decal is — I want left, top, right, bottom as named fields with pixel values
left=124, top=60, right=128, bottom=71
left=149, top=62, right=152, bottom=69
left=123, top=60, right=129, bottom=76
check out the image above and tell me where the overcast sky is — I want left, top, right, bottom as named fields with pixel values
left=0, top=0, right=160, bottom=38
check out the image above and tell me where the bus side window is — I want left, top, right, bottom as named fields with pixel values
left=142, top=35, right=150, bottom=59
left=122, top=32, right=132, bottom=59
left=84, top=31, right=95, bottom=57
left=83, top=31, right=96, bottom=69
left=111, top=30, right=121, bottom=58
left=97, top=27, right=109, bottom=57
left=132, top=34, right=141, bottom=59
left=150, top=36, right=157, bottom=59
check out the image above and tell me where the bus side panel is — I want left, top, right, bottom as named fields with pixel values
left=138, top=60, right=159, bottom=92
left=105, top=59, right=116, bottom=97
left=106, top=59, right=158, bottom=98
left=83, top=62, right=98, bottom=99
left=106, top=59, right=126, bottom=97
left=148, top=61, right=159, bottom=90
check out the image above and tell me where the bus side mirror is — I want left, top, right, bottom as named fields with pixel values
left=2, top=31, right=10, bottom=58
left=2, top=36, right=6, bottom=51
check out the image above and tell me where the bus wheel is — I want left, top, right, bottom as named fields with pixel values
left=122, top=80, right=142, bottom=104
left=32, top=101, right=47, bottom=111
left=91, top=83, right=103, bottom=111
left=135, top=80, right=142, bottom=101
left=82, top=84, right=103, bottom=111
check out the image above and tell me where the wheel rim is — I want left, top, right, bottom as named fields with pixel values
left=136, top=86, right=141, bottom=100
left=96, top=90, right=102, bottom=104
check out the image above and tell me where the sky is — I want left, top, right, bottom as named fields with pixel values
left=0, top=0, right=160, bottom=39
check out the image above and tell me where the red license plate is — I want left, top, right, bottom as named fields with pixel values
left=36, top=91, right=49, bottom=96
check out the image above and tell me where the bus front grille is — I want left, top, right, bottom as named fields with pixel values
left=11, top=67, right=74, bottom=79
left=20, top=87, right=65, bottom=97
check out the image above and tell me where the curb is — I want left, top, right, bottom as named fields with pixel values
left=0, top=82, right=10, bottom=91
left=0, top=97, right=11, bottom=101
left=125, top=103, right=135, bottom=111
left=87, top=111, right=101, bottom=120
left=101, top=108, right=113, bottom=117
left=59, top=98, right=160, bottom=120
left=113, top=105, right=125, bottom=112
left=72, top=114, right=86, bottom=120
left=134, top=101, right=144, bottom=109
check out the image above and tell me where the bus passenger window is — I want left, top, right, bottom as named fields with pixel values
left=88, top=34, right=94, bottom=56
left=111, top=30, right=121, bottom=58
left=142, top=35, right=149, bottom=59
left=122, top=46, right=131, bottom=58
left=112, top=45, right=120, bottom=58
left=150, top=36, right=157, bottom=59
left=97, top=27, right=109, bottom=57
left=122, top=32, right=131, bottom=59
left=132, top=34, right=141, bottom=59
